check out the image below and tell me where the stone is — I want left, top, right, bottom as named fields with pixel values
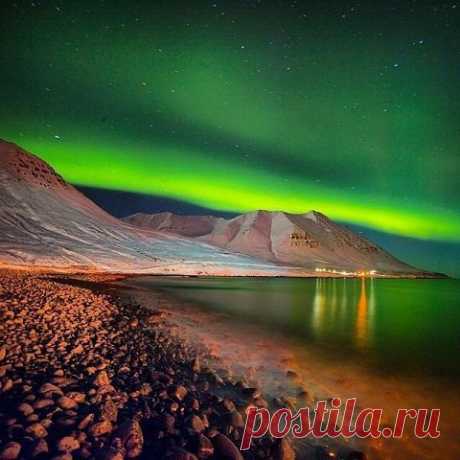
left=57, top=436, right=80, bottom=452
left=39, top=382, right=63, bottom=397
left=211, top=433, right=243, bottom=460
left=190, top=415, right=205, bottom=433
left=192, top=357, right=201, bottom=373
left=50, top=454, right=72, bottom=460
left=169, top=451, right=198, bottom=460
left=58, top=396, right=78, bottom=410
left=0, top=365, right=10, bottom=378
left=0, top=442, right=21, bottom=460
left=66, top=392, right=86, bottom=404
left=17, top=402, right=34, bottom=417
left=115, top=419, right=143, bottom=458
left=172, top=385, right=188, bottom=401
left=89, top=420, right=113, bottom=437
left=163, top=414, right=176, bottom=434
left=94, top=371, right=110, bottom=387
left=273, top=439, right=295, bottom=460
left=197, top=434, right=214, bottom=459
left=78, top=413, right=94, bottom=430
left=1, top=379, right=14, bottom=392
left=228, top=411, right=244, bottom=429
left=33, top=398, right=54, bottom=410
left=101, top=398, right=118, bottom=422
left=31, top=439, right=49, bottom=457
left=221, top=399, right=236, bottom=413
left=26, top=422, right=48, bottom=439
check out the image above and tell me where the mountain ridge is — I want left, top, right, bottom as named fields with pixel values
left=123, top=209, right=435, bottom=275
left=0, top=139, right=310, bottom=276
left=0, top=139, right=444, bottom=277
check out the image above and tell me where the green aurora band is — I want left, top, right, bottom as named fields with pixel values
left=1, top=1, right=459, bottom=242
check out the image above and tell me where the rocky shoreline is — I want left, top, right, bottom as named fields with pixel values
left=0, top=271, right=300, bottom=460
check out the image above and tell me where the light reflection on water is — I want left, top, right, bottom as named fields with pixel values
left=124, top=276, right=460, bottom=460
left=129, top=277, right=460, bottom=379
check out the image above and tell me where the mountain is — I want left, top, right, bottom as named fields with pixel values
left=0, top=139, right=310, bottom=276
left=124, top=210, right=433, bottom=276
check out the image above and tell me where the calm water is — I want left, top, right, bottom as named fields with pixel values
left=124, top=276, right=460, bottom=459
left=131, top=277, right=460, bottom=380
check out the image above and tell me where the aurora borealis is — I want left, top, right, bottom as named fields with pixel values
left=1, top=1, right=460, bottom=274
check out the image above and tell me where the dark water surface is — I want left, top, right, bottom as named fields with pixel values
left=124, top=276, right=460, bottom=459
left=132, top=277, right=460, bottom=380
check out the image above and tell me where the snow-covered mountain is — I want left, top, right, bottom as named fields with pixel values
left=0, top=140, right=310, bottom=276
left=124, top=210, right=431, bottom=275
left=0, top=139, right=440, bottom=277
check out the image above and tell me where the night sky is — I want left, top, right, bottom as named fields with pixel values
left=1, top=1, right=459, bottom=275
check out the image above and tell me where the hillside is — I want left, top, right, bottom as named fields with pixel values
left=124, top=210, right=431, bottom=275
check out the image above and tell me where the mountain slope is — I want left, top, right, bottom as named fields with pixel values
left=124, top=210, right=430, bottom=275
left=0, top=140, right=309, bottom=276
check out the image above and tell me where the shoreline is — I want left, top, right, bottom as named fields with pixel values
left=2, top=270, right=456, bottom=459
left=0, top=271, right=311, bottom=460
left=0, top=264, right=448, bottom=280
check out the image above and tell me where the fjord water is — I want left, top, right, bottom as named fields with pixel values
left=126, top=276, right=460, bottom=459
left=136, top=277, right=460, bottom=379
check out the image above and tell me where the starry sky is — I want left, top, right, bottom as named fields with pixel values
left=0, top=0, right=459, bottom=275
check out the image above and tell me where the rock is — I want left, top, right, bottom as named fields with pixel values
left=58, top=396, right=78, bottom=410
left=172, top=385, right=188, bottom=401
left=33, top=398, right=54, bottom=410
left=101, top=398, right=118, bottom=422
left=189, top=415, right=205, bottom=433
left=72, top=344, right=84, bottom=355
left=17, top=402, right=34, bottom=417
left=89, top=420, right=113, bottom=437
left=56, top=415, right=77, bottom=428
left=192, top=357, right=201, bottom=373
left=39, top=382, right=63, bottom=397
left=57, top=436, right=80, bottom=452
left=139, top=383, right=152, bottom=396
left=227, top=411, right=244, bottom=429
left=41, top=418, right=52, bottom=429
left=274, top=439, right=295, bottom=460
left=50, top=454, right=72, bottom=460
left=211, top=433, right=243, bottom=460
left=0, top=365, right=11, bottom=378
left=169, top=450, right=198, bottom=460
left=78, top=413, right=94, bottom=430
left=1, top=379, right=14, bottom=393
left=162, top=414, right=176, bottom=434
left=67, top=392, right=86, bottom=404
left=102, top=447, right=125, bottom=460
left=115, top=419, right=143, bottom=458
left=97, top=384, right=116, bottom=396
left=31, top=439, right=49, bottom=457
left=221, top=399, right=236, bottom=413
left=94, top=371, right=111, bottom=387
left=26, top=422, right=48, bottom=438
left=0, top=442, right=21, bottom=460
left=196, top=434, right=214, bottom=459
